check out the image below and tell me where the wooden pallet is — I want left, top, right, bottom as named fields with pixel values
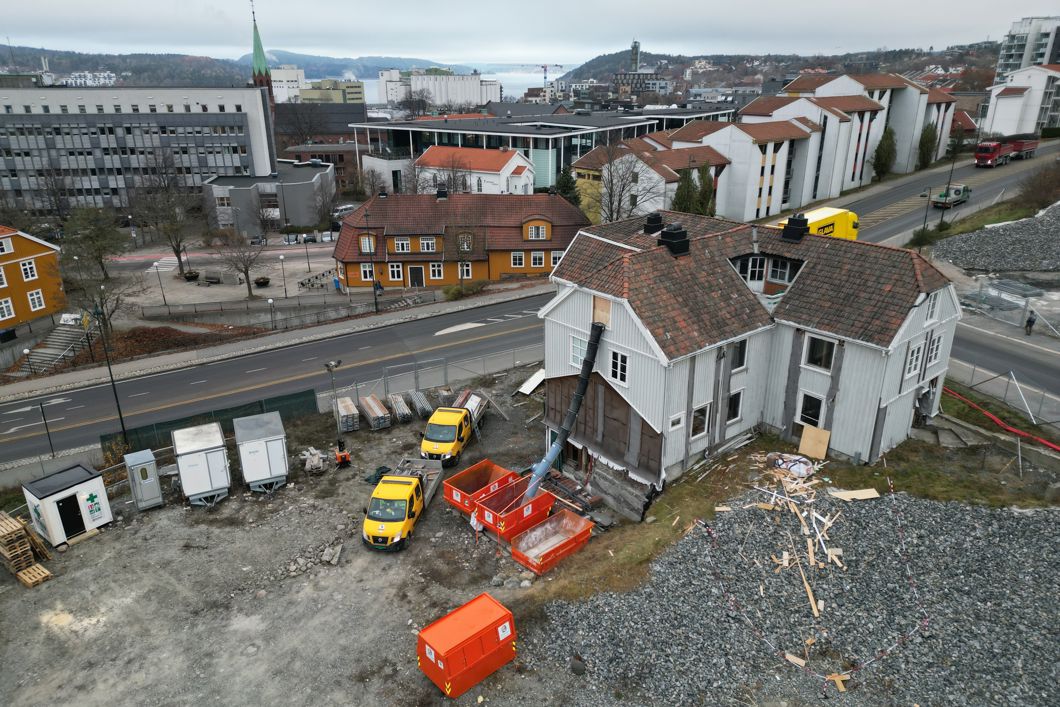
left=16, top=563, right=52, bottom=588
left=18, top=519, right=52, bottom=560
left=0, top=511, right=24, bottom=542
left=0, top=537, right=31, bottom=559
left=5, top=553, right=36, bottom=574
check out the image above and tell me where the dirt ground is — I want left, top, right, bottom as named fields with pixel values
left=0, top=370, right=566, bottom=706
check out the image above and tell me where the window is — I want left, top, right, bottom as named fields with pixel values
left=166, top=104, right=174, bottom=113
left=183, top=104, right=191, bottom=112
left=394, top=237, right=411, bottom=253
left=131, top=104, right=139, bottom=113
left=0, top=267, right=5, bottom=288
left=0, top=298, right=13, bottom=320
left=359, top=235, right=376, bottom=254
left=429, top=262, right=443, bottom=279
left=528, top=225, right=547, bottom=240
left=551, top=250, right=563, bottom=267
left=631, top=171, right=639, bottom=184
left=476, top=177, right=483, bottom=193
left=27, top=289, right=44, bottom=311
left=215, top=196, right=231, bottom=207
left=419, top=236, right=436, bottom=252
left=925, top=291, right=940, bottom=322
left=148, top=104, right=157, bottom=113
left=592, top=295, right=612, bottom=327
left=20, top=260, right=38, bottom=281
left=629, top=193, right=638, bottom=208
left=42, top=105, right=50, bottom=114
left=570, top=336, right=588, bottom=367
left=926, top=336, right=942, bottom=366
left=360, top=263, right=374, bottom=281
left=458, top=233, right=473, bottom=252
left=2, top=105, right=10, bottom=114
left=78, top=105, right=86, bottom=114
left=531, top=251, right=545, bottom=268
left=726, top=390, right=743, bottom=423
left=95, top=104, right=104, bottom=113
left=669, top=414, right=684, bottom=431
left=738, top=256, right=765, bottom=282
left=0, top=237, right=11, bottom=255
left=388, top=262, right=403, bottom=281
left=799, top=392, right=824, bottom=427
left=804, top=337, right=835, bottom=371
left=610, top=351, right=629, bottom=384
left=459, top=262, right=472, bottom=279
left=218, top=105, right=225, bottom=112
left=511, top=251, right=524, bottom=268
left=235, top=104, right=243, bottom=112
left=905, top=342, right=924, bottom=378
left=769, top=259, right=792, bottom=283
left=730, top=339, right=747, bottom=371
left=690, top=403, right=710, bottom=439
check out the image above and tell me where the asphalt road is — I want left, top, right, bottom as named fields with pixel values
left=2, top=290, right=1057, bottom=465
left=850, top=140, right=1060, bottom=244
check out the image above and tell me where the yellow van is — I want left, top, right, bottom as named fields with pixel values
left=777, top=207, right=859, bottom=240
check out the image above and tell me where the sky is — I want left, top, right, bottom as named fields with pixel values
left=4, top=1, right=1059, bottom=68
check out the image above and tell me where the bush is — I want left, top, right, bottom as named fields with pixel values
left=908, top=227, right=936, bottom=249
left=463, top=280, right=488, bottom=295
left=441, top=280, right=489, bottom=301
left=936, top=219, right=952, bottom=232
left=442, top=285, right=464, bottom=301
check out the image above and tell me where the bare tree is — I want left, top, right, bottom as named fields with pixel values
left=314, top=184, right=338, bottom=228
left=398, top=88, right=434, bottom=117
left=362, top=168, right=387, bottom=197
left=63, top=208, right=128, bottom=280
left=401, top=159, right=432, bottom=194
left=61, top=240, right=143, bottom=338
left=436, top=154, right=472, bottom=193
left=130, top=149, right=203, bottom=275
left=580, top=142, right=663, bottom=223
left=38, top=159, right=73, bottom=223
left=212, top=229, right=267, bottom=299
left=276, top=102, right=325, bottom=148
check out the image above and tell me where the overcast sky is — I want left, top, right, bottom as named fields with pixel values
left=4, top=1, right=1058, bottom=67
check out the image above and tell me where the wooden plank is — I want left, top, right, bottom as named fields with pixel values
left=784, top=652, right=806, bottom=668
left=756, top=502, right=777, bottom=511
left=798, top=425, right=830, bottom=460
left=713, top=505, right=732, bottom=512
left=828, top=488, right=880, bottom=501
left=16, top=563, right=52, bottom=588
left=791, top=501, right=810, bottom=535
left=826, top=673, right=849, bottom=692
left=788, top=531, right=819, bottom=618
left=807, top=537, right=815, bottom=566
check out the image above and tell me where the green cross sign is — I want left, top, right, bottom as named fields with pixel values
left=86, top=493, right=98, bottom=504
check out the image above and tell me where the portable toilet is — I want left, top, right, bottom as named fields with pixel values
left=22, top=464, right=113, bottom=547
left=172, top=422, right=230, bottom=506
left=232, top=412, right=289, bottom=493
left=123, top=449, right=164, bottom=511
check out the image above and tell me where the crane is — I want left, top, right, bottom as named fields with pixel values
left=519, top=64, right=564, bottom=90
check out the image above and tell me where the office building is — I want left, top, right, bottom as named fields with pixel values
left=995, top=17, right=1060, bottom=81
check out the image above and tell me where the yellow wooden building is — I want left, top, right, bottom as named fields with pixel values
left=0, top=225, right=65, bottom=330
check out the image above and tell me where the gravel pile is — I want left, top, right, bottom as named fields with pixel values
left=934, top=202, right=1060, bottom=272
left=518, top=492, right=1059, bottom=706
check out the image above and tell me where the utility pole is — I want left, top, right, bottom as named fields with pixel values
left=39, top=402, right=55, bottom=457
left=95, top=297, right=128, bottom=447
left=938, top=143, right=959, bottom=227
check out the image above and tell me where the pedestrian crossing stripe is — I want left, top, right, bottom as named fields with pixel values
left=146, top=256, right=179, bottom=273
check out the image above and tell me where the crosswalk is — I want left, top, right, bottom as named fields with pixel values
left=145, top=256, right=179, bottom=273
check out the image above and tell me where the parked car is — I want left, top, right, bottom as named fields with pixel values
left=302, top=233, right=318, bottom=243
left=282, top=234, right=300, bottom=245
left=250, top=236, right=268, bottom=246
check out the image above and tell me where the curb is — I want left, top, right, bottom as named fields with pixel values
left=0, top=285, right=555, bottom=404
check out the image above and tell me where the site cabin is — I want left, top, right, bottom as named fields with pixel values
left=776, top=207, right=859, bottom=240
left=22, top=464, right=113, bottom=547
left=361, top=458, right=444, bottom=551
left=232, top=411, right=289, bottom=493
left=420, top=390, right=489, bottom=467
left=172, top=422, right=231, bottom=506
left=123, top=449, right=164, bottom=512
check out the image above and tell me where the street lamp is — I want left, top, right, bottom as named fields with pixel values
left=324, top=359, right=342, bottom=403
left=268, top=298, right=275, bottom=330
left=23, top=348, right=34, bottom=376
left=938, top=143, right=959, bottom=228
left=304, top=238, right=311, bottom=273
left=153, top=261, right=168, bottom=306
left=94, top=292, right=128, bottom=447
left=72, top=254, right=84, bottom=283
left=365, top=210, right=379, bottom=313
left=39, top=402, right=55, bottom=458
left=279, top=254, right=288, bottom=298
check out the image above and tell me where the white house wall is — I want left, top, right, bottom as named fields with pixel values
left=889, top=88, right=927, bottom=174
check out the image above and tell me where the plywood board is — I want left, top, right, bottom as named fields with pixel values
left=799, top=425, right=830, bottom=460
left=828, top=488, right=880, bottom=501
left=784, top=652, right=806, bottom=668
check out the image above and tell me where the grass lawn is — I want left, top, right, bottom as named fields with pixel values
left=942, top=200, right=1038, bottom=237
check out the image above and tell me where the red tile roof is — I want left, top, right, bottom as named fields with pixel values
left=951, top=110, right=977, bottom=134
left=511, top=165, right=527, bottom=175
left=572, top=144, right=631, bottom=171
left=668, top=120, right=729, bottom=143
left=333, top=194, right=589, bottom=262
left=811, top=95, right=885, bottom=113
left=642, top=130, right=675, bottom=148
left=1039, top=64, right=1060, bottom=73
left=783, top=74, right=837, bottom=92
left=736, top=120, right=815, bottom=143
left=739, top=96, right=799, bottom=116
left=553, top=211, right=949, bottom=357
left=850, top=73, right=917, bottom=90
left=415, top=145, right=521, bottom=173
left=997, top=86, right=1029, bottom=97
left=926, top=87, right=957, bottom=104
left=639, top=146, right=729, bottom=182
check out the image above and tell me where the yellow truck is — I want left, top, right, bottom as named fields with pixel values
left=361, top=458, right=444, bottom=551
left=420, top=390, right=489, bottom=467
left=776, top=207, right=859, bottom=240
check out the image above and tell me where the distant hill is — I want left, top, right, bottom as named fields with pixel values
left=234, top=50, right=473, bottom=79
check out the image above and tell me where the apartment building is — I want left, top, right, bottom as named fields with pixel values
left=0, top=86, right=276, bottom=213
left=995, top=17, right=1060, bottom=81
left=983, top=64, right=1060, bottom=135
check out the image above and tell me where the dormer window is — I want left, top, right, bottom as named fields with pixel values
left=528, top=225, right=547, bottom=240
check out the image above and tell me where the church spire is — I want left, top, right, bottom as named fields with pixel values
left=250, top=1, right=273, bottom=103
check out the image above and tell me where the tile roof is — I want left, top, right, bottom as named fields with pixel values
left=811, top=95, right=886, bottom=113
left=997, top=86, right=1029, bottom=97
left=739, top=96, right=799, bottom=116
left=572, top=144, right=629, bottom=170
left=783, top=74, right=837, bottom=92
left=414, top=145, right=521, bottom=173
left=926, top=87, right=957, bottom=104
left=333, top=193, right=589, bottom=262
left=642, top=130, right=675, bottom=148
left=553, top=211, right=949, bottom=357
left=668, top=120, right=729, bottom=143
left=849, top=73, right=918, bottom=90
left=511, top=165, right=527, bottom=175
left=639, top=146, right=729, bottom=182
left=1038, top=64, right=1060, bottom=74
left=736, top=120, right=815, bottom=143
left=951, top=110, right=977, bottom=134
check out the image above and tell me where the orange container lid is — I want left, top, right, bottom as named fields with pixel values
left=420, top=593, right=512, bottom=655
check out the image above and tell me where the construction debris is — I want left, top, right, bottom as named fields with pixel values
left=300, top=447, right=325, bottom=473
left=828, top=488, right=881, bottom=501
left=387, top=393, right=413, bottom=423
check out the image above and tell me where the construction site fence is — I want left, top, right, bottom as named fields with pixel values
left=946, top=362, right=1060, bottom=432
left=958, top=282, right=1060, bottom=340
left=99, top=389, right=319, bottom=453
left=140, top=290, right=440, bottom=319
left=315, top=343, right=545, bottom=413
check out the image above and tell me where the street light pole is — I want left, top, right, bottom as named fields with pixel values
left=39, top=402, right=55, bottom=458
left=268, top=298, right=275, bottom=330
left=94, top=298, right=128, bottom=447
left=304, top=239, right=311, bottom=273
left=938, top=146, right=959, bottom=227
left=325, top=359, right=342, bottom=402
left=153, top=262, right=168, bottom=306
left=279, top=254, right=287, bottom=298
left=23, top=348, right=34, bottom=376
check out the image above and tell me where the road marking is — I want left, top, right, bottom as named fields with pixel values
left=957, top=321, right=1060, bottom=355
left=486, top=318, right=504, bottom=322
left=128, top=392, right=150, bottom=398
left=0, top=322, right=541, bottom=444
left=66, top=405, right=85, bottom=410
left=189, top=380, right=207, bottom=385
left=435, top=322, right=487, bottom=336
left=358, top=346, right=371, bottom=350
left=302, top=356, right=318, bottom=361
left=3, top=417, right=64, bottom=435
left=246, top=367, right=267, bottom=373
left=4, top=397, right=72, bottom=414
left=4, top=417, right=23, bottom=422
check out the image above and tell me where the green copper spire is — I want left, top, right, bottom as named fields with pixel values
left=251, top=2, right=269, bottom=78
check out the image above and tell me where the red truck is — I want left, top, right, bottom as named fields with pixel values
left=975, top=135, right=1039, bottom=167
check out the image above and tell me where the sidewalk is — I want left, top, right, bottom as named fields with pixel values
left=0, top=282, right=556, bottom=404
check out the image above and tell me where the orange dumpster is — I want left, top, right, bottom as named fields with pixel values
left=475, top=475, right=555, bottom=543
left=417, top=593, right=516, bottom=699
left=443, top=460, right=519, bottom=516
left=511, top=509, right=594, bottom=575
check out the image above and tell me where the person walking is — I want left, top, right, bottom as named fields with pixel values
left=1025, top=312, right=1037, bottom=336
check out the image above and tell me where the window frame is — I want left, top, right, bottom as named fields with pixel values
left=429, top=262, right=444, bottom=280
left=730, top=339, right=747, bottom=372
left=797, top=391, right=824, bottom=428
left=924, top=291, right=940, bottom=323
left=458, top=261, right=472, bottom=279
left=690, top=403, right=711, bottom=439
left=803, top=336, right=836, bottom=372
left=527, top=225, right=547, bottom=240
left=768, top=259, right=791, bottom=283
left=530, top=251, right=545, bottom=268
left=20, top=259, right=38, bottom=282
left=726, top=389, right=744, bottom=424
left=388, top=262, right=403, bottom=281
left=926, top=336, right=942, bottom=366
left=359, top=235, right=376, bottom=254
left=419, top=236, right=436, bottom=253
left=609, top=350, right=629, bottom=386
left=905, top=342, right=924, bottom=379
left=393, top=237, right=411, bottom=253
left=551, top=250, right=563, bottom=267
left=27, top=288, right=45, bottom=311
left=511, top=251, right=525, bottom=268
left=0, top=237, right=12, bottom=255
left=0, top=266, right=6, bottom=289
left=0, top=297, right=13, bottom=320
left=360, top=263, right=374, bottom=282
left=669, top=413, right=684, bottom=431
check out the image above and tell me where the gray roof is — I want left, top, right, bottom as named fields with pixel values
left=233, top=411, right=285, bottom=443
left=206, top=159, right=331, bottom=188
left=484, top=101, right=567, bottom=117
left=284, top=143, right=359, bottom=154
left=23, top=464, right=100, bottom=499
left=355, top=111, right=661, bottom=136
left=172, top=422, right=225, bottom=455
left=123, top=449, right=156, bottom=467
left=275, top=102, right=367, bottom=135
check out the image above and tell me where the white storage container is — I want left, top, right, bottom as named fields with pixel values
left=22, top=464, right=113, bottom=547
left=172, top=422, right=230, bottom=506
left=233, top=412, right=288, bottom=493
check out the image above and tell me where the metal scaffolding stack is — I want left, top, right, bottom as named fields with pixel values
left=408, top=390, right=434, bottom=419
left=388, top=393, right=413, bottom=423
left=333, top=396, right=360, bottom=433
left=359, top=394, right=392, bottom=430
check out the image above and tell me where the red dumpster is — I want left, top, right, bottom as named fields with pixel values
left=511, top=509, right=594, bottom=575
left=417, top=593, right=516, bottom=699
left=475, top=475, right=555, bottom=543
left=443, top=460, right=518, bottom=516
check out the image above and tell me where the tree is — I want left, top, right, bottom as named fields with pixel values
left=401, top=159, right=432, bottom=194
left=872, top=127, right=897, bottom=180
left=696, top=165, right=715, bottom=216
left=436, top=154, right=472, bottom=193
left=0, top=190, right=42, bottom=235
left=917, top=123, right=938, bottom=170
left=362, top=168, right=387, bottom=197
left=276, top=102, right=325, bottom=148
left=398, top=88, right=433, bottom=117
left=63, top=208, right=128, bottom=280
left=949, top=124, right=967, bottom=156
left=581, top=142, right=662, bottom=223
left=671, top=169, right=698, bottom=213
left=37, top=160, right=73, bottom=223
left=1017, top=160, right=1060, bottom=211
left=955, top=67, right=993, bottom=92
left=555, top=166, right=580, bottom=208
left=130, top=149, right=204, bottom=275
left=212, top=229, right=267, bottom=300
